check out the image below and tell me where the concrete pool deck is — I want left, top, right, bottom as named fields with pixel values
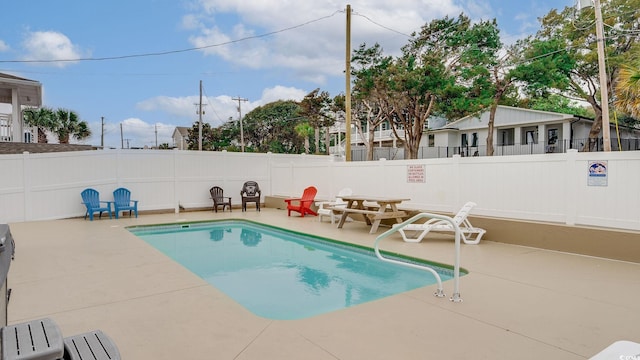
left=7, top=209, right=640, bottom=359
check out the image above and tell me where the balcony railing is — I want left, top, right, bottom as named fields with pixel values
left=346, top=137, right=640, bottom=160
left=0, top=114, right=11, bottom=142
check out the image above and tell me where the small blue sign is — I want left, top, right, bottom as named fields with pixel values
left=588, top=160, right=608, bottom=186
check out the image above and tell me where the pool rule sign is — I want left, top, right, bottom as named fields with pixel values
left=588, top=160, right=608, bottom=186
left=407, top=164, right=426, bottom=183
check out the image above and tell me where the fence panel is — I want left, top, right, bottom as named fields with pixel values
left=1, top=149, right=639, bottom=231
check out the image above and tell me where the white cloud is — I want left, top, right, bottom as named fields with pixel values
left=258, top=86, right=307, bottom=105
left=136, top=95, right=197, bottom=117
left=188, top=25, right=235, bottom=61
left=99, top=84, right=308, bottom=147
left=120, top=118, right=173, bottom=148
left=21, top=31, right=85, bottom=67
left=181, top=14, right=201, bottom=30
left=85, top=115, right=181, bottom=149
left=184, top=0, right=463, bottom=86
left=0, top=40, right=9, bottom=52
left=133, top=84, right=308, bottom=130
left=462, top=0, right=494, bottom=20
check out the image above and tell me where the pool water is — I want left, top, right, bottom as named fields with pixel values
left=129, top=220, right=454, bottom=320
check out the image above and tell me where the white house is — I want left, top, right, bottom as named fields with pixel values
left=0, top=73, right=42, bottom=143
left=332, top=106, right=640, bottom=159
left=428, top=105, right=640, bottom=156
left=172, top=127, right=190, bottom=150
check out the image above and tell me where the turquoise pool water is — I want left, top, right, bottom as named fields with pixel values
left=129, top=220, right=454, bottom=320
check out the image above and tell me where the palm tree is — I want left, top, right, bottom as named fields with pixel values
left=294, top=122, right=313, bottom=154
left=23, top=107, right=92, bottom=144
left=52, top=108, right=91, bottom=144
left=22, top=107, right=55, bottom=143
left=614, top=62, right=640, bottom=119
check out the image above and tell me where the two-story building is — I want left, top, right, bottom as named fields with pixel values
left=0, top=73, right=42, bottom=143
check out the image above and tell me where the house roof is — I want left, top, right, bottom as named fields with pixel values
left=173, top=126, right=190, bottom=138
left=0, top=72, right=42, bottom=107
left=439, top=105, right=576, bottom=131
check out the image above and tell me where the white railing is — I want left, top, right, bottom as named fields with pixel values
left=0, top=114, right=11, bottom=142
left=374, top=213, right=462, bottom=302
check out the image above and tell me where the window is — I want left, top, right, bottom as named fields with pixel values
left=522, top=127, right=538, bottom=144
left=525, top=131, right=535, bottom=144
left=499, top=128, right=515, bottom=146
left=461, top=133, right=468, bottom=146
left=471, top=133, right=478, bottom=147
left=547, top=128, right=558, bottom=145
left=428, top=134, right=435, bottom=147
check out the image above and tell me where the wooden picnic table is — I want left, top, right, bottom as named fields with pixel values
left=332, top=195, right=409, bottom=234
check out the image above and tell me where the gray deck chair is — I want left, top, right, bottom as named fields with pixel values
left=64, top=330, right=121, bottom=360
left=1, top=317, right=121, bottom=360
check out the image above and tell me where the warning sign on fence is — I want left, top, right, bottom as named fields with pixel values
left=407, top=164, right=425, bottom=183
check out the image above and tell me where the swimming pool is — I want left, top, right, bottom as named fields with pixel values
left=129, top=220, right=459, bottom=320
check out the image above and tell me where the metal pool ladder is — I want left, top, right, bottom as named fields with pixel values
left=374, top=212, right=462, bottom=302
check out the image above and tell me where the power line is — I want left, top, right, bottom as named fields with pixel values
left=0, top=11, right=342, bottom=64
left=201, top=85, right=227, bottom=125
left=352, top=11, right=412, bottom=37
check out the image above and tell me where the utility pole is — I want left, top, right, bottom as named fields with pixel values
left=100, top=117, right=104, bottom=148
left=594, top=0, right=611, bottom=151
left=120, top=123, right=124, bottom=149
left=232, top=96, right=248, bottom=152
left=198, top=80, right=203, bottom=151
left=579, top=0, right=611, bottom=151
left=155, top=124, right=158, bottom=149
left=345, top=4, right=352, bottom=161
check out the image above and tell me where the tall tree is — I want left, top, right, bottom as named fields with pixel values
left=187, top=100, right=306, bottom=153
left=522, top=94, right=592, bottom=117
left=22, top=107, right=55, bottom=143
left=295, top=122, right=314, bottom=154
left=388, top=15, right=499, bottom=158
left=52, top=108, right=91, bottom=144
left=614, top=60, right=640, bottom=119
left=452, top=18, right=504, bottom=156
left=242, top=100, right=304, bottom=153
left=351, top=43, right=394, bottom=160
left=187, top=121, right=218, bottom=150
left=299, top=89, right=332, bottom=154
left=24, top=107, right=91, bottom=144
left=533, top=0, right=640, bottom=150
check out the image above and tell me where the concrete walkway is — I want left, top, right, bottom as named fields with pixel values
left=7, top=209, right=640, bottom=359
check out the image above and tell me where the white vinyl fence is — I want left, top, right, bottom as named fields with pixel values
left=1, top=149, right=639, bottom=231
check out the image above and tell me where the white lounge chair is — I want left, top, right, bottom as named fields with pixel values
left=589, top=340, right=640, bottom=359
left=396, top=202, right=486, bottom=244
left=316, top=188, right=353, bottom=224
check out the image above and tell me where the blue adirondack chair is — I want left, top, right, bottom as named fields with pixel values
left=81, top=188, right=112, bottom=221
left=113, top=187, right=138, bottom=219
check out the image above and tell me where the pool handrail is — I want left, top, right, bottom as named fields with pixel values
left=374, top=212, right=462, bottom=302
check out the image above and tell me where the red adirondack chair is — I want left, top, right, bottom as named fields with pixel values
left=285, top=186, right=318, bottom=217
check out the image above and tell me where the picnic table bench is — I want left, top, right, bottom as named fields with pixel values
left=333, top=196, right=409, bottom=234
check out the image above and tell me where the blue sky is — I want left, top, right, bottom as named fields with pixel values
left=0, top=0, right=574, bottom=149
